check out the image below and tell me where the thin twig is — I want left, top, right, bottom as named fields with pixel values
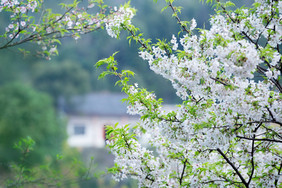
left=236, top=136, right=282, bottom=143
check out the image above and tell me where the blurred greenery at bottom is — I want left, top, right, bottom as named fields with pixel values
left=0, top=82, right=65, bottom=166
left=0, top=82, right=137, bottom=187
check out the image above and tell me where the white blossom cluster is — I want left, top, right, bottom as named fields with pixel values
left=1, top=0, right=38, bottom=39
left=108, top=0, right=282, bottom=187
left=0, top=0, right=38, bottom=14
left=105, top=6, right=135, bottom=38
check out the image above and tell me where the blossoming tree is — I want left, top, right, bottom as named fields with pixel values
left=0, top=0, right=134, bottom=59
left=96, top=0, right=282, bottom=187
left=1, top=0, right=281, bottom=187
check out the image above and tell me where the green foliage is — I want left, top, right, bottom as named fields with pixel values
left=32, top=60, right=91, bottom=101
left=2, top=137, right=94, bottom=187
left=14, top=136, right=35, bottom=154
left=0, top=82, right=66, bottom=168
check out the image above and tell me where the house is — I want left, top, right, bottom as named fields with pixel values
left=61, top=92, right=138, bottom=148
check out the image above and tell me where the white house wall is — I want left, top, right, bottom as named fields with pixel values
left=67, top=115, right=137, bottom=148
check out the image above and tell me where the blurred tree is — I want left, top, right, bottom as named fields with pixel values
left=0, top=50, right=37, bottom=86
left=32, top=61, right=91, bottom=105
left=0, top=82, right=66, bottom=170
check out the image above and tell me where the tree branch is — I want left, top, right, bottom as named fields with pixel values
left=217, top=148, right=248, bottom=187
left=168, top=2, right=190, bottom=35
left=179, top=159, right=188, bottom=185
left=210, top=76, right=230, bottom=86
left=257, top=65, right=282, bottom=93
left=236, top=136, right=282, bottom=143
left=247, top=135, right=255, bottom=186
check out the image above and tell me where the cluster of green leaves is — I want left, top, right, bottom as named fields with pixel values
left=96, top=52, right=164, bottom=119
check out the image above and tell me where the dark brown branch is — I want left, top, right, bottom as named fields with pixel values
left=168, top=2, right=190, bottom=35
left=52, top=7, right=74, bottom=25
left=202, top=179, right=243, bottom=188
left=270, top=78, right=282, bottom=93
left=235, top=120, right=282, bottom=128
left=247, top=135, right=255, bottom=185
left=179, top=159, right=188, bottom=185
left=262, top=124, right=282, bottom=139
left=236, top=120, right=282, bottom=127
left=257, top=65, right=282, bottom=93
left=0, top=6, right=116, bottom=51
left=127, top=28, right=150, bottom=52
left=236, top=136, right=282, bottom=143
left=0, top=28, right=22, bottom=50
left=217, top=148, right=248, bottom=187
left=0, top=23, right=102, bottom=50
left=210, top=76, right=230, bottom=86
left=266, top=106, right=276, bottom=122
